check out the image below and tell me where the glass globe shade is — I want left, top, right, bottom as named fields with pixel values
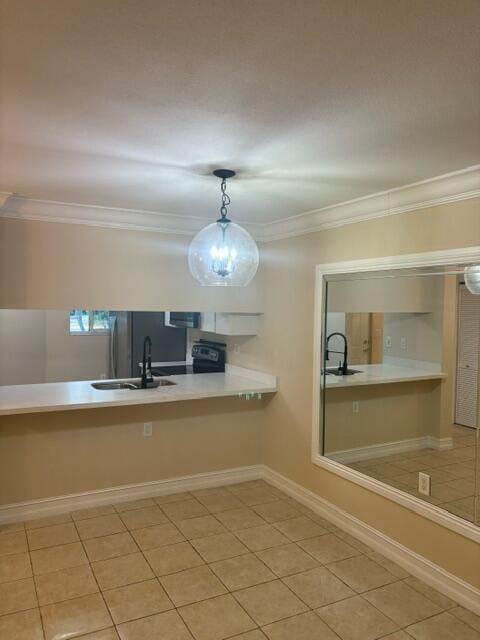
left=464, top=264, right=480, bottom=295
left=188, top=220, right=259, bottom=286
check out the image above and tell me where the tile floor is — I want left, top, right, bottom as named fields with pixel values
left=345, top=425, right=479, bottom=524
left=0, top=479, right=479, bottom=640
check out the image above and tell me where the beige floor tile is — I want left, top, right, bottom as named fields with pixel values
left=316, top=595, right=398, bottom=640
left=231, top=487, right=280, bottom=506
left=327, top=555, right=398, bottom=593
left=92, top=552, right=154, bottom=590
left=71, top=505, right=116, bottom=521
left=28, top=522, right=79, bottom=551
left=379, top=633, right=412, bottom=640
left=131, top=522, right=185, bottom=551
left=41, top=592, right=112, bottom=640
left=363, top=581, right=442, bottom=626
left=103, top=578, right=173, bottom=624
left=160, top=498, right=209, bottom=521
left=114, top=498, right=155, bottom=513
left=119, top=506, right=168, bottom=531
left=35, top=564, right=98, bottom=606
left=450, top=606, right=480, bottom=633
left=0, top=577, right=38, bottom=615
left=403, top=576, right=457, bottom=610
left=0, top=530, right=28, bottom=556
left=25, top=513, right=73, bottom=530
left=117, top=610, right=193, bottom=640
left=192, top=488, right=244, bottom=513
left=0, top=608, right=44, bottom=640
left=334, top=532, right=373, bottom=554
left=176, top=514, right=227, bottom=540
left=160, top=565, right=227, bottom=606
left=366, top=552, right=410, bottom=579
left=229, top=632, right=267, bottom=640
left=216, top=507, right=265, bottom=531
left=0, top=551, right=32, bottom=583
left=233, top=579, right=308, bottom=626
left=76, top=515, right=126, bottom=540
left=298, top=534, right=360, bottom=564
left=144, top=541, right=204, bottom=576
left=256, top=543, right=319, bottom=577
left=406, top=611, right=480, bottom=639
left=235, top=524, right=289, bottom=551
left=76, top=629, right=119, bottom=639
left=179, top=593, right=256, bottom=640
left=283, top=566, right=354, bottom=608
left=191, top=531, right=248, bottom=562
left=210, top=553, right=275, bottom=591
left=272, top=516, right=327, bottom=541
left=263, top=610, right=340, bottom=639
left=153, top=491, right=193, bottom=505
left=83, top=532, right=137, bottom=563
left=31, top=541, right=88, bottom=575
left=253, top=501, right=301, bottom=523
left=0, top=522, right=25, bottom=534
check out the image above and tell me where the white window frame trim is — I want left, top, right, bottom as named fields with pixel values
left=69, top=310, right=110, bottom=336
left=312, top=245, right=480, bottom=543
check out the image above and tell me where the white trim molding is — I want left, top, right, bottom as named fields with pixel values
left=327, top=435, right=452, bottom=465
left=263, top=467, right=480, bottom=615
left=1, top=165, right=479, bottom=241
left=311, top=246, right=480, bottom=544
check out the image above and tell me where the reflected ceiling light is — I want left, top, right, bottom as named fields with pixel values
left=188, top=169, right=259, bottom=286
left=464, top=264, right=480, bottom=294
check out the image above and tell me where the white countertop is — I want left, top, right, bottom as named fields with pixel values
left=0, top=366, right=277, bottom=416
left=323, top=363, right=446, bottom=389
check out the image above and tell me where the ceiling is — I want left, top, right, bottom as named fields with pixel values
left=1, top=0, right=479, bottom=226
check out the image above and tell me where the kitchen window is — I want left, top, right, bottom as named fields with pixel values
left=69, top=310, right=111, bottom=334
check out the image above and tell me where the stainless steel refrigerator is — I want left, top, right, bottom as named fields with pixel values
left=109, top=312, right=187, bottom=378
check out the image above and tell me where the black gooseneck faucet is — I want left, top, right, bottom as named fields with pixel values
left=325, top=332, right=349, bottom=375
left=141, top=335, right=154, bottom=388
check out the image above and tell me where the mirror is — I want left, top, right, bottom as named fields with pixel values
left=321, top=265, right=479, bottom=526
left=0, top=310, right=235, bottom=385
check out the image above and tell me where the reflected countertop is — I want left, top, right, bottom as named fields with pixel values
left=0, top=365, right=277, bottom=416
left=323, top=363, right=446, bottom=389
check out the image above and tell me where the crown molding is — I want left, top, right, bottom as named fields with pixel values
left=1, top=165, right=479, bottom=242
left=265, top=164, right=480, bottom=241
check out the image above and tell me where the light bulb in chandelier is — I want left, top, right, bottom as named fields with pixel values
left=188, top=170, right=259, bottom=286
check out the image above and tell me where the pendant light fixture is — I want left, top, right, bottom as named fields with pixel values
left=188, top=169, right=259, bottom=286
left=464, top=264, right=480, bottom=294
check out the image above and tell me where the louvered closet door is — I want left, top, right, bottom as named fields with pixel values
left=455, top=284, right=480, bottom=428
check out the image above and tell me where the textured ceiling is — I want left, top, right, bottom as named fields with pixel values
left=1, top=0, right=479, bottom=224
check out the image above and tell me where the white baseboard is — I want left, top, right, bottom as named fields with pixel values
left=0, top=465, right=263, bottom=525
left=1, top=462, right=477, bottom=615
left=328, top=435, right=453, bottom=464
left=263, top=466, right=480, bottom=616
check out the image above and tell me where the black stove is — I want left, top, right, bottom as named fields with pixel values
left=152, top=340, right=226, bottom=376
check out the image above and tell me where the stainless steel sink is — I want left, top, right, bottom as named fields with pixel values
left=324, top=368, right=362, bottom=376
left=91, top=379, right=176, bottom=390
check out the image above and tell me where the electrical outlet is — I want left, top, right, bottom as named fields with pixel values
left=385, top=336, right=392, bottom=348
left=143, top=422, right=153, bottom=437
left=100, top=373, right=107, bottom=379
left=352, top=401, right=359, bottom=413
left=400, top=336, right=407, bottom=350
left=418, top=472, right=431, bottom=496
left=234, top=344, right=241, bottom=354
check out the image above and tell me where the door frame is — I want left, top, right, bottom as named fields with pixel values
left=311, top=245, right=480, bottom=543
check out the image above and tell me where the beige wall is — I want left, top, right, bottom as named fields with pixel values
left=0, top=199, right=479, bottom=588
left=261, top=198, right=480, bottom=588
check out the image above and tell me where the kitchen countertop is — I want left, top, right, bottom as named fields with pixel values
left=323, top=363, right=446, bottom=389
left=0, top=366, right=277, bottom=416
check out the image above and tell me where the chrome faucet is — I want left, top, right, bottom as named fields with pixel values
left=141, top=335, right=154, bottom=388
left=325, top=332, right=349, bottom=375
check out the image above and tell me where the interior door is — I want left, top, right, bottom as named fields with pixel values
left=345, top=313, right=372, bottom=365
left=455, top=284, right=480, bottom=428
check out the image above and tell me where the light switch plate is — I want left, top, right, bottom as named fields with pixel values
left=385, top=336, right=392, bottom=348
left=418, top=472, right=431, bottom=496
left=143, top=422, right=153, bottom=437
left=400, top=336, right=407, bottom=350
left=352, top=401, right=359, bottom=413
